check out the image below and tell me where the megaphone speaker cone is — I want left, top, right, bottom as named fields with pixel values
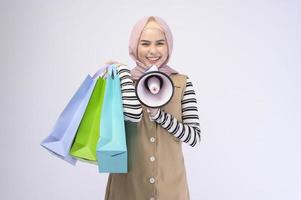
left=135, top=71, right=174, bottom=108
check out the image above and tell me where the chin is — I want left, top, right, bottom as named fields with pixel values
left=142, top=60, right=163, bottom=67
left=149, top=62, right=164, bottom=67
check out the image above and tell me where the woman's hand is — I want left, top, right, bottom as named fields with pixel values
left=146, top=107, right=160, bottom=118
left=105, top=60, right=126, bottom=67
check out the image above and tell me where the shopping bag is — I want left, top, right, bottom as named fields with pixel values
left=69, top=76, right=106, bottom=162
left=40, top=75, right=96, bottom=165
left=41, top=65, right=107, bottom=165
left=96, top=64, right=128, bottom=173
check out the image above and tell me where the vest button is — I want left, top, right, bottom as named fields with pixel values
left=149, top=137, right=156, bottom=143
left=149, top=177, right=155, bottom=184
left=149, top=156, right=156, bottom=162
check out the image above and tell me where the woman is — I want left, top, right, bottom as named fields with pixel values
left=105, top=16, right=201, bottom=200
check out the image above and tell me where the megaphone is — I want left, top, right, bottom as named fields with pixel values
left=135, top=65, right=174, bottom=108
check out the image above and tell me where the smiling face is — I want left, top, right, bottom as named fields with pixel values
left=137, top=28, right=168, bottom=68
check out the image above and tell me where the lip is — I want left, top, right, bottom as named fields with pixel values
left=147, top=57, right=160, bottom=62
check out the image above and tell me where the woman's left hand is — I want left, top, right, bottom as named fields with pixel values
left=146, top=108, right=160, bottom=118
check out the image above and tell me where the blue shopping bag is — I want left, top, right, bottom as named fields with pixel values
left=40, top=66, right=107, bottom=165
left=96, top=64, right=128, bottom=173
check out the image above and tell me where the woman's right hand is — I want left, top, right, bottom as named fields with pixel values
left=104, top=60, right=126, bottom=67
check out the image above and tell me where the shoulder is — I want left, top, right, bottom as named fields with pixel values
left=117, top=65, right=131, bottom=74
left=170, top=73, right=190, bottom=87
left=171, top=73, right=188, bottom=79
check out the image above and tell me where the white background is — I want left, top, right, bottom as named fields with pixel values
left=0, top=0, right=300, bottom=199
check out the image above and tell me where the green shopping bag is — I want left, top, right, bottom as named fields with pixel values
left=69, top=76, right=106, bottom=162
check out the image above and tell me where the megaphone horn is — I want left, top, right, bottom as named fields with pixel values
left=135, top=70, right=174, bottom=108
left=144, top=75, right=163, bottom=94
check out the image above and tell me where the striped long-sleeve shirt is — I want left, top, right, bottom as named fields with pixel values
left=117, top=65, right=143, bottom=122
left=117, top=65, right=201, bottom=147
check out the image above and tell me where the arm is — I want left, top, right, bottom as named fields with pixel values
left=150, top=77, right=201, bottom=147
left=117, top=65, right=143, bottom=122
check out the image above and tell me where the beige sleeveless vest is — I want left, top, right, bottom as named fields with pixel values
left=104, top=74, right=190, bottom=200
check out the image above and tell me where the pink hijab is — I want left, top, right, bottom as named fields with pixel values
left=129, top=16, right=178, bottom=80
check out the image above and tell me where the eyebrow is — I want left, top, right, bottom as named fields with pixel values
left=140, top=39, right=166, bottom=43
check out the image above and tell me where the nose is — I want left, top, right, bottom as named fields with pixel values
left=148, top=45, right=158, bottom=55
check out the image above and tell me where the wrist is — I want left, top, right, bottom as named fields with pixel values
left=150, top=108, right=160, bottom=119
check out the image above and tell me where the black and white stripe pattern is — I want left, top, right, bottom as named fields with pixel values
left=117, top=65, right=201, bottom=147
left=151, top=78, right=201, bottom=147
left=117, top=65, right=143, bottom=122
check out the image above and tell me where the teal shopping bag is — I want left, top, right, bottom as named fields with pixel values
left=96, top=64, right=127, bottom=173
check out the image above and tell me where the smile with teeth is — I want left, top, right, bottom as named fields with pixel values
left=147, top=57, right=160, bottom=62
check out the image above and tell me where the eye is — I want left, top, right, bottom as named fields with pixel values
left=141, top=43, right=150, bottom=46
left=156, top=42, right=164, bottom=46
